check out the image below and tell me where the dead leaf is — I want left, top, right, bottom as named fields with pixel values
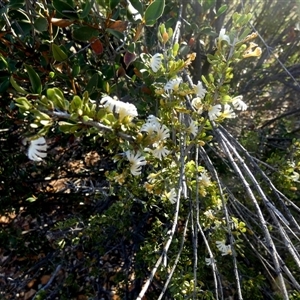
left=24, top=289, right=36, bottom=300
left=107, top=20, right=128, bottom=32
left=40, top=274, right=51, bottom=285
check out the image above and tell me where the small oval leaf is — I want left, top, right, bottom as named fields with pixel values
left=144, top=0, right=165, bottom=26
left=52, top=44, right=68, bottom=62
left=72, top=26, right=99, bottom=41
left=34, top=17, right=48, bottom=32
left=10, top=76, right=28, bottom=94
left=52, top=0, right=78, bottom=19
left=24, top=64, right=42, bottom=94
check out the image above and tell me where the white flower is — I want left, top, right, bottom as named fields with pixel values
left=187, top=119, right=198, bottom=137
left=208, top=104, right=222, bottom=120
left=125, top=150, right=146, bottom=176
left=218, top=28, right=231, bottom=46
left=140, top=122, right=157, bottom=135
left=117, top=102, right=138, bottom=120
left=216, top=240, right=232, bottom=256
left=27, top=137, right=47, bottom=161
left=232, top=95, right=247, bottom=111
left=155, top=124, right=170, bottom=141
left=204, top=209, right=215, bottom=220
left=101, top=96, right=115, bottom=112
left=141, top=115, right=160, bottom=134
left=164, top=77, right=182, bottom=92
left=151, top=143, right=170, bottom=160
left=194, top=81, right=206, bottom=98
left=291, top=172, right=299, bottom=182
left=146, top=115, right=160, bottom=125
left=127, top=0, right=142, bottom=21
left=199, top=170, right=212, bottom=187
left=166, top=188, right=177, bottom=204
left=101, top=96, right=138, bottom=120
left=205, top=257, right=217, bottom=266
left=191, top=97, right=203, bottom=114
left=150, top=53, right=162, bottom=72
left=222, top=104, right=236, bottom=119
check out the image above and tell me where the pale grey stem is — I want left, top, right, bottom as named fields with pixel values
left=136, top=187, right=182, bottom=300
left=171, top=1, right=182, bottom=46
left=200, top=139, right=243, bottom=300
left=157, top=213, right=190, bottom=300
left=215, top=129, right=289, bottom=299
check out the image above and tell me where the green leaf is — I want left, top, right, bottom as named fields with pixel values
left=52, top=0, right=78, bottom=19
left=86, top=73, right=99, bottom=94
left=15, top=97, right=32, bottom=110
left=201, top=0, right=216, bottom=11
left=0, top=54, right=9, bottom=70
left=80, top=1, right=93, bottom=19
left=144, top=0, right=165, bottom=26
left=106, top=28, right=124, bottom=40
left=10, top=76, right=29, bottom=94
left=72, top=26, right=99, bottom=41
left=216, top=4, right=227, bottom=17
left=34, top=17, right=48, bottom=32
left=52, top=44, right=68, bottom=62
left=24, top=64, right=42, bottom=94
left=26, top=196, right=37, bottom=202
left=129, top=0, right=143, bottom=14
left=0, top=77, right=10, bottom=94
left=47, top=88, right=66, bottom=110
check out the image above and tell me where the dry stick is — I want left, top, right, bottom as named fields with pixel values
left=157, top=213, right=190, bottom=300
left=192, top=145, right=199, bottom=300
left=196, top=220, right=221, bottom=300
left=229, top=194, right=300, bottom=288
left=199, top=146, right=235, bottom=300
left=219, top=130, right=300, bottom=265
left=220, top=126, right=300, bottom=233
left=215, top=129, right=289, bottom=299
left=136, top=186, right=182, bottom=300
left=171, top=0, right=183, bottom=46
left=137, top=127, right=187, bottom=299
left=200, top=140, right=243, bottom=300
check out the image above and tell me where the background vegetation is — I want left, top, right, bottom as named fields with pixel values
left=1, top=0, right=300, bottom=299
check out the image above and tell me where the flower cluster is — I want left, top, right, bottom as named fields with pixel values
left=166, top=188, right=177, bottom=204
left=164, top=77, right=182, bottom=92
left=205, top=257, right=217, bottom=266
left=194, top=81, right=207, bottom=98
left=101, top=96, right=138, bottom=121
left=216, top=240, right=232, bottom=256
left=125, top=150, right=146, bottom=176
left=150, top=53, right=163, bottom=72
left=141, top=115, right=170, bottom=160
left=207, top=95, right=248, bottom=121
left=26, top=136, right=47, bottom=161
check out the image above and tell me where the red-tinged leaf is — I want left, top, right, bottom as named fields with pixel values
left=90, top=37, right=103, bottom=55
left=134, top=67, right=142, bottom=78
left=141, top=85, right=152, bottom=95
left=107, top=20, right=128, bottom=32
left=116, top=66, right=126, bottom=77
left=124, top=51, right=136, bottom=69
